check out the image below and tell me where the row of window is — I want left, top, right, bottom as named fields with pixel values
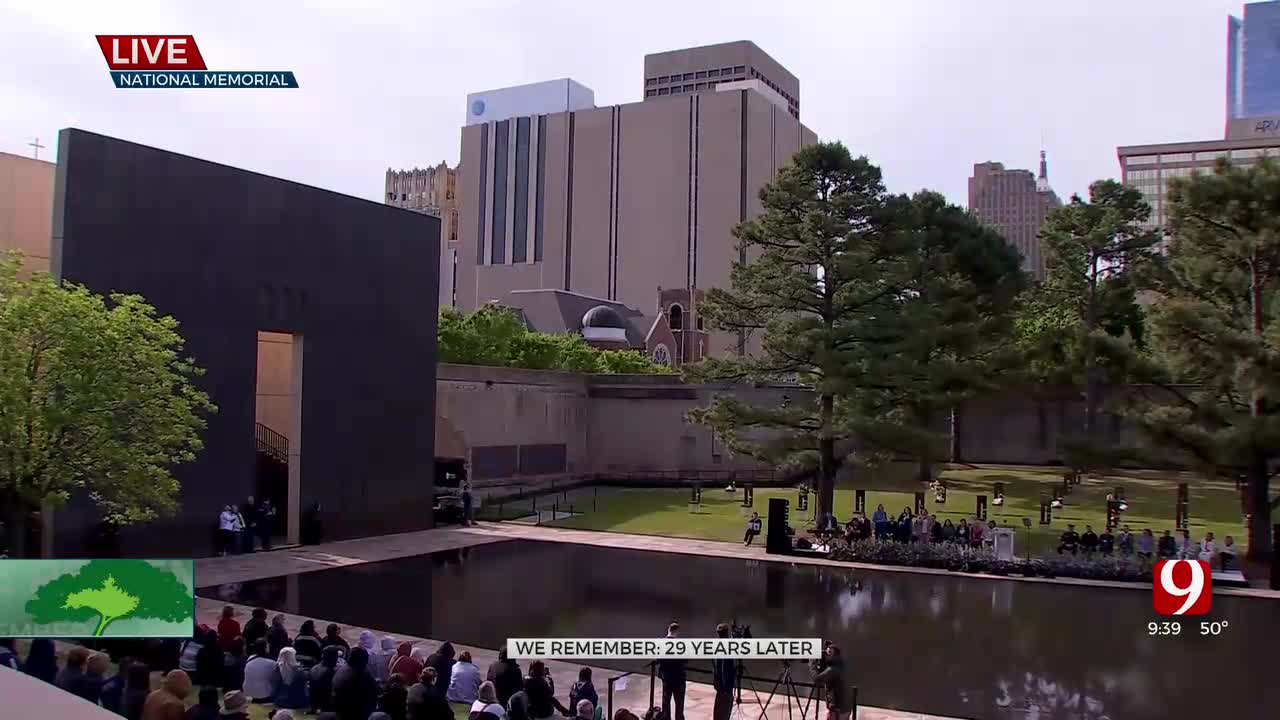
left=1126, top=147, right=1273, bottom=165
left=646, top=81, right=721, bottom=97
left=647, top=66, right=747, bottom=87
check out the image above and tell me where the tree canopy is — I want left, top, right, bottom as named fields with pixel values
left=1110, top=159, right=1280, bottom=559
left=26, top=559, right=192, bottom=636
left=437, top=304, right=669, bottom=374
left=687, top=143, right=1025, bottom=516
left=0, top=253, right=215, bottom=557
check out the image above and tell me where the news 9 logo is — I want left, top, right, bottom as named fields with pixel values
left=1153, top=559, right=1212, bottom=615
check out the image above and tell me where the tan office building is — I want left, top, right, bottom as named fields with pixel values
left=0, top=151, right=56, bottom=274
left=386, top=163, right=459, bottom=308
left=455, top=42, right=817, bottom=356
left=967, top=152, right=1060, bottom=279
left=1118, top=115, right=1280, bottom=239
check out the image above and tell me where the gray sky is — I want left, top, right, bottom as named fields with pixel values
left=1, top=0, right=1244, bottom=206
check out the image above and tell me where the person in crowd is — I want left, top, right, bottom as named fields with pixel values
left=322, top=624, right=351, bottom=653
left=333, top=646, right=379, bottom=720
left=220, top=690, right=251, bottom=720
left=390, top=641, right=424, bottom=683
left=222, top=637, right=247, bottom=692
left=427, top=642, right=456, bottom=694
left=523, top=661, right=570, bottom=720
left=1077, top=524, right=1095, bottom=554
left=910, top=513, right=924, bottom=543
left=1057, top=524, right=1080, bottom=555
left=968, top=518, right=985, bottom=549
left=575, top=700, right=596, bottom=720
left=462, top=478, right=475, bottom=527
left=985, top=520, right=998, bottom=548
left=895, top=508, right=913, bottom=543
left=311, top=645, right=345, bottom=714
left=371, top=636, right=397, bottom=686
left=1198, top=531, right=1218, bottom=563
left=569, top=667, right=599, bottom=715
left=507, top=691, right=531, bottom=720
left=55, top=646, right=91, bottom=697
left=217, top=606, right=241, bottom=651
left=955, top=518, right=970, bottom=546
left=273, top=647, right=310, bottom=711
left=1098, top=527, right=1115, bottom=555
left=1157, top=529, right=1178, bottom=558
left=612, top=711, right=640, bottom=720
left=1178, top=529, right=1196, bottom=559
left=743, top=512, right=762, bottom=546
left=657, top=622, right=687, bottom=720
left=82, top=651, right=110, bottom=705
left=1137, top=528, right=1156, bottom=559
left=872, top=504, right=889, bottom=539
left=294, top=620, right=324, bottom=669
left=22, top=638, right=57, bottom=684
left=941, top=519, right=956, bottom=543
left=180, top=625, right=209, bottom=676
left=379, top=672, right=409, bottom=720
left=712, top=624, right=735, bottom=720
left=274, top=712, right=298, bottom=720
left=0, top=639, right=19, bottom=671
left=469, top=680, right=507, bottom=720
left=487, top=647, right=524, bottom=707
left=243, top=639, right=280, bottom=703
left=100, top=656, right=134, bottom=714
left=449, top=650, right=483, bottom=704
left=1220, top=535, right=1239, bottom=570
left=929, top=515, right=943, bottom=544
left=408, top=666, right=453, bottom=720
left=812, top=643, right=852, bottom=720
left=184, top=685, right=221, bottom=720
left=256, top=496, right=277, bottom=550
left=218, top=505, right=239, bottom=556
left=1117, top=526, right=1134, bottom=556
left=141, top=669, right=192, bottom=720
left=195, top=626, right=224, bottom=687
left=267, top=615, right=292, bottom=660
left=240, top=496, right=259, bottom=553
left=357, top=631, right=378, bottom=677
left=243, top=608, right=269, bottom=648
left=121, top=661, right=153, bottom=720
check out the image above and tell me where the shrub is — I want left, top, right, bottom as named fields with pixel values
left=829, top=539, right=1152, bottom=583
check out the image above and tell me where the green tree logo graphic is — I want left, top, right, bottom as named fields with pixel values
left=25, top=560, right=192, bottom=636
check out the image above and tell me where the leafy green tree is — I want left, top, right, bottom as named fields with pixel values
left=438, top=304, right=669, bottom=374
left=26, top=559, right=192, bottom=636
left=0, top=254, right=215, bottom=558
left=1112, top=160, right=1280, bottom=561
left=1028, top=181, right=1159, bottom=462
left=687, top=142, right=918, bottom=518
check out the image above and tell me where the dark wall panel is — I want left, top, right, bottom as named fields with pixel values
left=50, top=128, right=440, bottom=557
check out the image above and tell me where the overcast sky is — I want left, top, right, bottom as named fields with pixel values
left=1, top=0, right=1246, bottom=206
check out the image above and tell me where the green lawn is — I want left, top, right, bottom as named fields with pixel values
left=548, top=463, right=1252, bottom=556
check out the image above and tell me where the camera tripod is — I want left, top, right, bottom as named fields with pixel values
left=733, top=661, right=821, bottom=720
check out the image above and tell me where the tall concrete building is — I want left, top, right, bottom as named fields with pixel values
left=1118, top=116, right=1280, bottom=242
left=643, top=40, right=799, bottom=119
left=967, top=152, right=1060, bottom=279
left=454, top=41, right=817, bottom=356
left=1227, top=2, right=1280, bottom=122
left=386, top=162, right=458, bottom=307
left=0, top=151, right=56, bottom=275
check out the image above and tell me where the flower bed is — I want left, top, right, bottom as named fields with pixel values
left=828, top=539, right=1154, bottom=583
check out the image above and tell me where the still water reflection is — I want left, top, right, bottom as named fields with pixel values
left=197, top=540, right=1274, bottom=719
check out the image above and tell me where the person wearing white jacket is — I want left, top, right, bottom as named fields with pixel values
left=448, top=651, right=483, bottom=704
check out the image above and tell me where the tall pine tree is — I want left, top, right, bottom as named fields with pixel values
left=1115, top=159, right=1280, bottom=562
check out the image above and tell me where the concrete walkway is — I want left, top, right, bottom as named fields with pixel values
left=196, top=524, right=972, bottom=720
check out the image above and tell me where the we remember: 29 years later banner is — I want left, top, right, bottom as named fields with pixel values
left=0, top=559, right=194, bottom=637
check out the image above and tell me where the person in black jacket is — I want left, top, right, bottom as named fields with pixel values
left=407, top=667, right=452, bottom=720
left=712, top=624, right=736, bottom=720
left=243, top=608, right=269, bottom=648
left=523, top=661, right=569, bottom=720
left=568, top=667, right=598, bottom=715
left=1080, top=525, right=1099, bottom=555
left=120, top=662, right=151, bottom=720
left=267, top=615, right=292, bottom=660
left=195, top=627, right=224, bottom=687
left=322, top=624, right=351, bottom=653
left=311, top=645, right=344, bottom=714
left=657, top=622, right=687, bottom=720
left=333, top=646, right=379, bottom=720
left=486, top=647, right=523, bottom=707
left=378, top=672, right=409, bottom=720
left=294, top=621, right=324, bottom=669
left=222, top=637, right=247, bottom=692
left=426, top=641, right=456, bottom=694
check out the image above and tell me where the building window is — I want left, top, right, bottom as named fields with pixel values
left=734, top=65, right=745, bottom=73
left=387, top=192, right=394, bottom=200
left=645, top=78, right=656, bottom=86
left=695, top=70, right=707, bottom=79
left=645, top=89, right=656, bottom=97
left=658, top=88, right=669, bottom=95
left=695, top=82, right=707, bottom=90
left=683, top=72, right=694, bottom=80
left=708, top=68, right=720, bottom=77
left=401, top=193, right=407, bottom=201
left=721, top=67, right=733, bottom=75
left=669, top=304, right=684, bottom=330
left=658, top=75, right=669, bottom=83
left=1160, top=152, right=1193, bottom=163
left=683, top=84, right=694, bottom=92
left=1231, top=147, right=1271, bottom=159
left=1125, top=155, right=1158, bottom=166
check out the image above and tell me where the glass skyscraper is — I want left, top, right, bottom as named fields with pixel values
left=1228, top=1, right=1280, bottom=119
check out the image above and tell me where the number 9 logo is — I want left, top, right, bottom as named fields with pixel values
left=1153, top=559, right=1212, bottom=616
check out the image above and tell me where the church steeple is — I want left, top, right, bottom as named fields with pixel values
left=1036, top=149, right=1051, bottom=192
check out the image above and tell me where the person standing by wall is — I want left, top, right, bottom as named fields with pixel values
left=657, top=623, right=687, bottom=720
left=461, top=479, right=474, bottom=526
left=712, top=624, right=736, bottom=720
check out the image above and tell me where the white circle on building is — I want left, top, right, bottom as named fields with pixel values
left=653, top=343, right=671, bottom=365
left=471, top=100, right=486, bottom=116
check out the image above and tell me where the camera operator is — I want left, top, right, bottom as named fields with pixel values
left=712, top=624, right=735, bottom=720
left=811, top=642, right=851, bottom=720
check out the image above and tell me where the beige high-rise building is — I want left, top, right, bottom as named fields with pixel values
left=967, top=152, right=1061, bottom=279
left=0, top=151, right=56, bottom=275
left=454, top=41, right=817, bottom=356
left=386, top=162, right=458, bottom=307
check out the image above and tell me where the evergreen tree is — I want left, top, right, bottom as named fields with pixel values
left=1115, top=160, right=1280, bottom=561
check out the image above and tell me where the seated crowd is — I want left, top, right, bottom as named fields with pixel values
left=1, top=605, right=625, bottom=720
left=1054, top=524, right=1241, bottom=569
left=767, top=504, right=1002, bottom=551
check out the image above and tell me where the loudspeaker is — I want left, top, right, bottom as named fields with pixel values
left=766, top=497, right=791, bottom=555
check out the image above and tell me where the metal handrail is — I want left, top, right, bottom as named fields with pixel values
left=255, top=422, right=289, bottom=463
